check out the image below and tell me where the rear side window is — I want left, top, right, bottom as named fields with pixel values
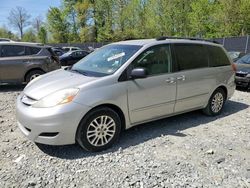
left=207, top=46, right=230, bottom=67
left=174, top=44, right=208, bottom=71
left=25, top=47, right=41, bottom=55
left=1, top=45, right=25, bottom=57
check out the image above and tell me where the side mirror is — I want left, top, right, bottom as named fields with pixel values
left=130, top=68, right=147, bottom=79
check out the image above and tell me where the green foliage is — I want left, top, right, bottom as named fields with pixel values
left=38, top=26, right=47, bottom=44
left=47, top=7, right=69, bottom=43
left=0, top=27, right=18, bottom=40
left=5, top=0, right=250, bottom=43
left=22, top=29, right=37, bottom=42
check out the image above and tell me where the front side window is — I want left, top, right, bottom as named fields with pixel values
left=72, top=44, right=142, bottom=77
left=174, top=44, right=208, bottom=71
left=1, top=45, right=25, bottom=57
left=131, top=45, right=172, bottom=75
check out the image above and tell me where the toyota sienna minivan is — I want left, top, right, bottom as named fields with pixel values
left=16, top=37, right=235, bottom=151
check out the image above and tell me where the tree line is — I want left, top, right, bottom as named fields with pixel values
left=1, top=0, right=250, bottom=43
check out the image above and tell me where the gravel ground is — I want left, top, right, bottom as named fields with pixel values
left=0, top=85, right=250, bottom=188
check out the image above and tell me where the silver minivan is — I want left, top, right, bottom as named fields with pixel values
left=16, top=38, right=235, bottom=151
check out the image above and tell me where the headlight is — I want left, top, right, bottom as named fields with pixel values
left=247, top=74, right=250, bottom=78
left=32, top=88, right=79, bottom=108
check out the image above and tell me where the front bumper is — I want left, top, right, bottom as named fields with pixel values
left=235, top=76, right=250, bottom=88
left=16, top=95, right=91, bottom=145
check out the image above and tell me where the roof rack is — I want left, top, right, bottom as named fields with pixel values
left=156, top=36, right=220, bottom=44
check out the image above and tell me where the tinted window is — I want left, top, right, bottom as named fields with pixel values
left=131, top=45, right=171, bottom=75
left=174, top=44, right=208, bottom=71
left=1, top=45, right=25, bottom=57
left=25, top=47, right=41, bottom=55
left=208, top=46, right=230, bottom=67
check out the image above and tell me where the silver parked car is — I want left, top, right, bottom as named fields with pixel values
left=0, top=42, right=61, bottom=84
left=16, top=37, right=235, bottom=151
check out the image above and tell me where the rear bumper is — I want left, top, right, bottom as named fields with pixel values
left=16, top=95, right=91, bottom=145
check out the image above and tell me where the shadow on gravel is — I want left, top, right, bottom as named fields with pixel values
left=236, top=86, right=250, bottom=93
left=37, top=100, right=249, bottom=159
left=0, top=84, right=25, bottom=92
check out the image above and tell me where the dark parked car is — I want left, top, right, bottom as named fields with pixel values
left=228, top=51, right=246, bottom=62
left=52, top=47, right=65, bottom=56
left=59, top=50, right=89, bottom=66
left=235, top=54, right=250, bottom=88
left=0, top=42, right=61, bottom=84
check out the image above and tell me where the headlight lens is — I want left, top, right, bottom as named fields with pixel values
left=32, top=88, right=79, bottom=108
left=247, top=74, right=250, bottom=78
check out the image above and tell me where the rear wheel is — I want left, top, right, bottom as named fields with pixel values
left=203, top=88, right=226, bottom=116
left=76, top=107, right=121, bottom=152
left=25, top=70, right=44, bottom=83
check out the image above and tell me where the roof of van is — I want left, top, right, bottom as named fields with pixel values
left=114, top=38, right=221, bottom=47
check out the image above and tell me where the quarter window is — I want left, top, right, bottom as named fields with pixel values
left=174, top=44, right=208, bottom=71
left=131, top=45, right=172, bottom=75
left=207, top=46, right=230, bottom=67
left=26, top=47, right=41, bottom=55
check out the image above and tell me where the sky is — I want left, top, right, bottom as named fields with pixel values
left=0, top=0, right=61, bottom=33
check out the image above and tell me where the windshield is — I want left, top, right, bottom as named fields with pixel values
left=237, top=54, right=250, bottom=64
left=71, top=44, right=142, bottom=77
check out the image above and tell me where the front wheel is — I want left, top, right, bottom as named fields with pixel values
left=25, top=70, right=44, bottom=83
left=203, top=88, right=226, bottom=116
left=76, top=107, right=121, bottom=152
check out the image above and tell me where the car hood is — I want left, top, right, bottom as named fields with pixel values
left=23, top=69, right=98, bottom=100
left=235, top=63, right=250, bottom=73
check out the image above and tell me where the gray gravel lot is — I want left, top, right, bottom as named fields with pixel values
left=0, top=85, right=250, bottom=188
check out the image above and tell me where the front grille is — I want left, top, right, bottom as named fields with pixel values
left=236, top=73, right=247, bottom=77
left=39, top=132, right=59, bottom=137
left=24, top=127, right=31, bottom=132
left=21, top=95, right=37, bottom=106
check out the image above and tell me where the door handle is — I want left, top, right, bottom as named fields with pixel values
left=165, top=77, right=176, bottom=84
left=176, top=75, right=185, bottom=81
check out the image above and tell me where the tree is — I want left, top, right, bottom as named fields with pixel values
left=63, top=0, right=80, bottom=42
left=32, top=16, right=44, bottom=33
left=38, top=26, right=47, bottom=43
left=22, top=29, right=37, bottom=42
left=8, top=6, right=31, bottom=39
left=47, top=7, right=69, bottom=43
left=188, top=0, right=218, bottom=38
left=0, top=27, right=18, bottom=40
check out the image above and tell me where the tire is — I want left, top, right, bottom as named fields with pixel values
left=25, top=70, right=44, bottom=83
left=203, top=88, right=226, bottom=116
left=76, top=107, right=122, bottom=152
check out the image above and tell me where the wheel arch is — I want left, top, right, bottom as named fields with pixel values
left=216, top=85, right=228, bottom=99
left=24, top=68, right=45, bottom=82
left=81, top=103, right=126, bottom=132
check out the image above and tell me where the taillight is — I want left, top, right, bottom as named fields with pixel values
left=231, top=63, right=237, bottom=72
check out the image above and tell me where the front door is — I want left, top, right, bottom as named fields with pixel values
left=127, top=45, right=177, bottom=124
